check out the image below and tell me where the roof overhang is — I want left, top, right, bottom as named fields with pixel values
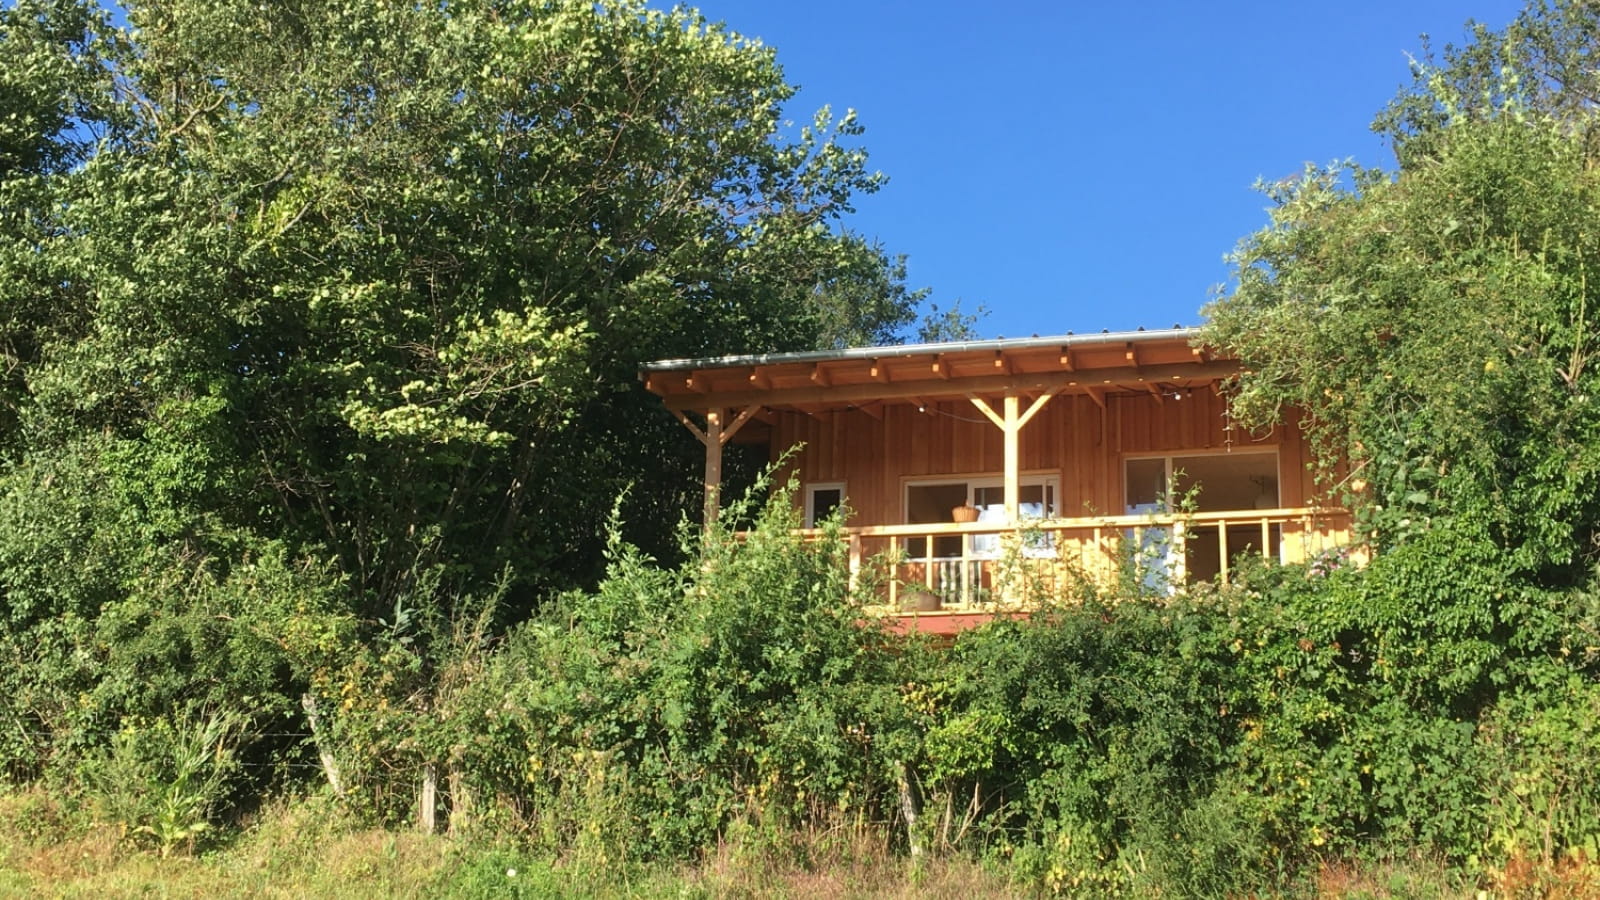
left=641, top=327, right=1230, bottom=413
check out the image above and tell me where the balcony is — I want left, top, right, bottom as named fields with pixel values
left=804, top=507, right=1356, bottom=619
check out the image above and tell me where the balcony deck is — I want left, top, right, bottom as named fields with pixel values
left=797, top=506, right=1356, bottom=630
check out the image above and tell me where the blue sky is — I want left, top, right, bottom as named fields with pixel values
left=689, top=1, right=1528, bottom=341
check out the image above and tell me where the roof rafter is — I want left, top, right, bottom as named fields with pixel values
left=661, top=361, right=1239, bottom=411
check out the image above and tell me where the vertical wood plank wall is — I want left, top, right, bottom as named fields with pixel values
left=771, top=385, right=1326, bottom=525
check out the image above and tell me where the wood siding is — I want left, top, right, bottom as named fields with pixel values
left=771, top=385, right=1326, bottom=527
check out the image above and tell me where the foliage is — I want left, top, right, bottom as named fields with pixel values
left=0, top=0, right=940, bottom=838
left=0, top=0, right=933, bottom=630
left=434, top=483, right=915, bottom=859
left=10, top=1, right=1600, bottom=896
left=1202, top=6, right=1600, bottom=869
left=915, top=591, right=1275, bottom=897
left=79, top=708, right=242, bottom=857
left=916, top=299, right=989, bottom=344
left=1207, top=84, right=1600, bottom=588
left=1375, top=0, right=1600, bottom=163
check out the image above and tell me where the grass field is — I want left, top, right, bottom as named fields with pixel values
left=0, top=789, right=1032, bottom=899
left=2, top=788, right=1594, bottom=898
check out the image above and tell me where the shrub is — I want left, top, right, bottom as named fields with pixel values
left=442, top=483, right=915, bottom=859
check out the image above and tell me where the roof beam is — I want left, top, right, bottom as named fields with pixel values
left=721, top=404, right=760, bottom=445
left=660, top=360, right=1239, bottom=411
left=671, top=409, right=709, bottom=445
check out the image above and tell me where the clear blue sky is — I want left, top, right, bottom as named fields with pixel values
left=689, top=1, right=1528, bottom=341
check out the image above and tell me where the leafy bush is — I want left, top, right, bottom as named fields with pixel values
left=436, top=484, right=915, bottom=859
left=79, top=709, right=242, bottom=856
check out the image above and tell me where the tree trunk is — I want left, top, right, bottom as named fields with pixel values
left=300, top=693, right=344, bottom=798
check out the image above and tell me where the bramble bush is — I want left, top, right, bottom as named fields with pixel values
left=431, top=483, right=919, bottom=860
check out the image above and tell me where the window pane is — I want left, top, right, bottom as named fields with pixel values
left=906, top=483, right=966, bottom=557
left=810, top=488, right=842, bottom=524
left=1126, top=458, right=1166, bottom=511
left=907, top=483, right=968, bottom=524
left=1171, top=452, right=1278, bottom=512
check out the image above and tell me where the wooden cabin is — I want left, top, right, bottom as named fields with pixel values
left=641, top=328, right=1355, bottom=633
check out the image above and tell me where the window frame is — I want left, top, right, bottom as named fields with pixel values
left=803, top=481, right=847, bottom=528
left=901, top=472, right=1061, bottom=559
left=1122, top=448, right=1281, bottom=514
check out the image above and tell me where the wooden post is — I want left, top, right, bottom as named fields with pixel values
left=968, top=390, right=1055, bottom=605
left=448, top=745, right=468, bottom=836
left=418, top=763, right=438, bottom=833
left=968, top=391, right=1055, bottom=526
left=1003, top=394, right=1020, bottom=524
left=1218, top=523, right=1231, bottom=585
left=960, top=525, right=972, bottom=607
left=300, top=693, right=344, bottom=799
left=703, top=409, right=723, bottom=527
left=671, top=405, right=761, bottom=531
left=1170, top=519, right=1187, bottom=586
left=848, top=533, right=862, bottom=593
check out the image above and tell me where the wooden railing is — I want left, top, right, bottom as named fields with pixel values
left=798, top=507, right=1356, bottom=615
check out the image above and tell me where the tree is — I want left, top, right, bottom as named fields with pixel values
left=0, top=0, right=929, bottom=611
left=1375, top=0, right=1600, bottom=164
left=0, top=0, right=934, bottom=783
left=1205, top=1, right=1600, bottom=587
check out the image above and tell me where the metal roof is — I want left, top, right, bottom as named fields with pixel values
left=640, top=325, right=1201, bottom=373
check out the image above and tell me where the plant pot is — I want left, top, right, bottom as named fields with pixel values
left=951, top=505, right=979, bottom=523
left=901, top=590, right=941, bottom=612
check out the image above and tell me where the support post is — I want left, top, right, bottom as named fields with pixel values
left=418, top=763, right=438, bottom=833
left=848, top=533, right=862, bottom=593
left=301, top=692, right=344, bottom=799
left=703, top=409, right=723, bottom=527
left=1170, top=520, right=1187, bottom=586
left=448, top=745, right=468, bottom=836
left=968, top=390, right=1055, bottom=526
left=1219, top=522, right=1231, bottom=585
left=671, top=405, right=761, bottom=530
left=1003, top=394, right=1020, bottom=523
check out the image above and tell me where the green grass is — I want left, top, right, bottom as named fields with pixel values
left=3, top=787, right=1595, bottom=899
left=0, top=789, right=1030, bottom=899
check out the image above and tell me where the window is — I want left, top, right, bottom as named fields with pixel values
left=1124, top=451, right=1279, bottom=513
left=904, top=475, right=1059, bottom=558
left=804, top=482, right=846, bottom=527
left=1124, top=451, right=1282, bottom=584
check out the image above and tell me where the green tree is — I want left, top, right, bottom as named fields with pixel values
left=1206, top=72, right=1600, bottom=585
left=1, top=0, right=924, bottom=608
left=1203, top=0, right=1600, bottom=816
left=1375, top=0, right=1600, bottom=165
left=0, top=0, right=929, bottom=782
